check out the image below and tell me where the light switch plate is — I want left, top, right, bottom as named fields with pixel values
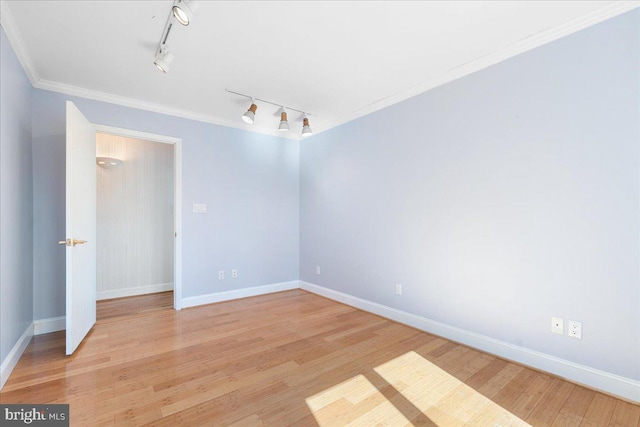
left=193, top=203, right=207, bottom=214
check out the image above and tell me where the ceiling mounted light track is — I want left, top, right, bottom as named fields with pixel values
left=226, top=89, right=314, bottom=137
left=152, top=0, right=197, bottom=73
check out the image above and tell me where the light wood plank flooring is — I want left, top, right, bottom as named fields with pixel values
left=1, top=290, right=638, bottom=426
left=96, top=291, right=174, bottom=320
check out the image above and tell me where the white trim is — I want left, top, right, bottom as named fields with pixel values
left=35, top=80, right=298, bottom=140
left=2, top=2, right=637, bottom=139
left=34, top=316, right=65, bottom=335
left=93, top=125, right=184, bottom=312
left=299, top=281, right=640, bottom=404
left=312, top=1, right=640, bottom=135
left=173, top=141, right=183, bottom=310
left=94, top=125, right=181, bottom=145
left=181, top=281, right=300, bottom=309
left=0, top=323, right=34, bottom=390
left=0, top=2, right=39, bottom=85
left=97, top=283, right=174, bottom=301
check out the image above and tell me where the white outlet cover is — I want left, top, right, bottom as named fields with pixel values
left=395, top=284, right=402, bottom=295
left=568, top=320, right=582, bottom=339
left=551, top=317, right=563, bottom=335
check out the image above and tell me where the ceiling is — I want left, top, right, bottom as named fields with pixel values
left=1, top=1, right=637, bottom=139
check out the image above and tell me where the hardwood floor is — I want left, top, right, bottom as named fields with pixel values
left=96, top=291, right=174, bottom=320
left=1, top=290, right=638, bottom=426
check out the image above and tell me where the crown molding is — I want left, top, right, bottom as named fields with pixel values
left=313, top=1, right=640, bottom=136
left=0, top=0, right=39, bottom=85
left=2, top=1, right=638, bottom=140
left=0, top=0, right=298, bottom=140
left=34, top=79, right=300, bottom=140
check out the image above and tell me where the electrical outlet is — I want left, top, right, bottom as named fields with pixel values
left=568, top=320, right=582, bottom=339
left=551, top=317, right=563, bottom=335
left=231, top=269, right=237, bottom=278
left=395, top=284, right=402, bottom=295
left=316, top=266, right=321, bottom=275
left=218, top=270, right=224, bottom=280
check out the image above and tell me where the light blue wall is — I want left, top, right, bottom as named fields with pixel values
left=0, top=26, right=34, bottom=363
left=4, top=6, right=639, bottom=390
left=300, top=10, right=640, bottom=380
left=32, top=90, right=299, bottom=319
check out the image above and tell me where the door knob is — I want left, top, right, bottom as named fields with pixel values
left=58, top=239, right=87, bottom=246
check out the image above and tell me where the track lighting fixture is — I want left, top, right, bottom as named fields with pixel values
left=153, top=46, right=174, bottom=73
left=173, top=0, right=199, bottom=26
left=242, top=99, right=258, bottom=124
left=152, top=1, right=196, bottom=72
left=279, top=108, right=290, bottom=132
left=226, top=89, right=314, bottom=136
left=302, top=115, right=313, bottom=136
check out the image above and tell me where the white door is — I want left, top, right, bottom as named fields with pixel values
left=61, top=101, right=97, bottom=355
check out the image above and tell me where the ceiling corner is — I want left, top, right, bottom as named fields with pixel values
left=315, top=0, right=640, bottom=135
left=1, top=1, right=40, bottom=86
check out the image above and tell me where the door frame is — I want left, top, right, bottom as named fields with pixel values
left=93, top=124, right=183, bottom=310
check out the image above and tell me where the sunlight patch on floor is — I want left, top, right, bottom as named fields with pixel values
left=306, top=351, right=530, bottom=426
left=373, top=351, right=530, bottom=426
left=306, top=374, right=413, bottom=426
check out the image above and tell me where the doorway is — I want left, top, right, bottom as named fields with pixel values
left=94, top=125, right=183, bottom=310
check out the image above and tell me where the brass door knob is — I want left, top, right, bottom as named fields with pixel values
left=58, top=239, right=87, bottom=246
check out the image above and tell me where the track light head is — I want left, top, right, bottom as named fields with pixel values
left=173, top=0, right=199, bottom=26
left=302, top=115, right=312, bottom=136
left=279, top=109, right=290, bottom=132
left=154, top=46, right=174, bottom=73
left=242, top=101, right=258, bottom=124
left=225, top=90, right=314, bottom=135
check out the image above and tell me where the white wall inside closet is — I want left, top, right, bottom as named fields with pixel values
left=96, top=133, right=174, bottom=300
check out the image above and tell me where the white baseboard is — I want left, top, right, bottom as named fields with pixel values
left=300, top=281, right=640, bottom=404
left=34, top=316, right=66, bottom=335
left=97, top=283, right=174, bottom=300
left=0, top=323, right=34, bottom=390
left=182, top=281, right=300, bottom=309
